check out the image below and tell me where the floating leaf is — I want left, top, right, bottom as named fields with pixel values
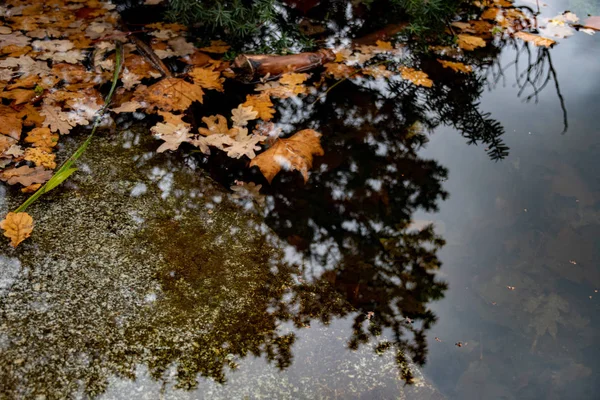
left=231, top=105, right=258, bottom=127
left=399, top=67, right=433, bottom=87
left=141, top=77, right=204, bottom=111
left=437, top=59, right=473, bottom=73
left=189, top=67, right=224, bottom=91
left=243, top=94, right=275, bottom=121
left=513, top=31, right=555, bottom=48
left=457, top=34, right=486, bottom=51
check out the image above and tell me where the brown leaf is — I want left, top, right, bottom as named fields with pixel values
left=40, top=103, right=77, bottom=134
left=198, top=40, right=230, bottom=53
left=1, top=212, right=33, bottom=248
left=249, top=129, right=324, bottom=183
left=0, top=88, right=36, bottom=104
left=231, top=105, right=258, bottom=127
left=189, top=67, right=224, bottom=91
left=141, top=78, right=204, bottom=111
left=1, top=165, right=52, bottom=186
left=0, top=105, right=23, bottom=139
left=198, top=114, right=230, bottom=136
left=437, top=59, right=473, bottom=73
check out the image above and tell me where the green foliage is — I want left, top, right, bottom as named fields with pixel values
left=391, top=0, right=463, bottom=35
left=165, top=0, right=277, bottom=37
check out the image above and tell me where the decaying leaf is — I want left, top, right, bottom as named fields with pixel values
left=513, top=31, right=556, bottom=48
left=230, top=181, right=265, bottom=205
left=249, top=129, right=324, bottom=183
left=199, top=114, right=230, bottom=136
left=24, top=127, right=59, bottom=150
left=1, top=212, right=33, bottom=247
left=198, top=40, right=230, bottom=53
left=24, top=147, right=56, bottom=169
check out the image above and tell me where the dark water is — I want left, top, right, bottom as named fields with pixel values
left=1, top=1, right=599, bottom=399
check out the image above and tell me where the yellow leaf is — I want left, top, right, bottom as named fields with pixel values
left=1, top=212, right=33, bottom=248
left=334, top=48, right=352, bottom=63
left=399, top=67, right=433, bottom=87
left=279, top=73, right=309, bottom=86
left=513, top=31, right=556, bottom=48
left=24, top=127, right=58, bottom=150
left=243, top=94, right=275, bottom=121
left=24, top=147, right=56, bottom=169
left=457, top=34, right=487, bottom=51
left=375, top=40, right=394, bottom=50
left=189, top=67, right=224, bottom=91
left=437, top=59, right=473, bottom=73
left=249, top=129, right=324, bottom=184
left=198, top=40, right=230, bottom=54
left=481, top=7, right=500, bottom=20
left=362, top=64, right=392, bottom=78
left=141, top=78, right=204, bottom=111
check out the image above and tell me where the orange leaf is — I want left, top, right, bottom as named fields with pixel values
left=249, top=129, right=324, bottom=184
left=457, top=34, right=486, bottom=51
left=399, top=67, right=433, bottom=87
left=1, top=212, right=33, bottom=248
left=513, top=31, right=555, bottom=48
left=141, top=78, right=204, bottom=111
left=437, top=59, right=473, bottom=73
left=189, top=67, right=224, bottom=91
left=243, top=94, right=275, bottom=121
left=198, top=40, right=230, bottom=54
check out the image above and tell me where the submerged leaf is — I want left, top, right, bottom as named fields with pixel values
left=1, top=212, right=33, bottom=247
left=249, top=129, right=324, bottom=183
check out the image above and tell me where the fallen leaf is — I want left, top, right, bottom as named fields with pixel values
left=437, top=59, right=473, bottom=73
left=279, top=72, right=309, bottom=86
left=231, top=105, right=258, bottom=127
left=111, top=100, right=144, bottom=113
left=198, top=40, right=230, bottom=53
left=399, top=67, right=433, bottom=87
left=0, top=165, right=52, bottom=186
left=24, top=147, right=56, bottom=169
left=189, top=67, right=224, bottom=91
left=1, top=212, right=33, bottom=247
left=150, top=122, right=192, bottom=152
left=199, top=114, right=230, bottom=136
left=24, top=127, right=59, bottom=150
left=40, top=103, right=77, bottom=134
left=249, top=129, right=324, bottom=183
left=0, top=105, right=23, bottom=139
left=457, top=34, right=486, bottom=51
left=243, top=94, right=275, bottom=121
left=513, top=31, right=555, bottom=47
left=142, top=77, right=204, bottom=111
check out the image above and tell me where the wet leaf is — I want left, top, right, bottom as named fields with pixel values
left=243, top=94, right=275, bottom=121
left=141, top=78, right=204, bottom=111
left=399, top=67, right=433, bottom=87
left=199, top=114, right=230, bottom=136
left=150, top=122, right=192, bottom=153
left=231, top=105, right=258, bottom=127
left=189, top=67, right=224, bottom=91
left=24, top=147, right=56, bottom=169
left=513, top=31, right=555, bottom=47
left=0, top=212, right=33, bottom=247
left=198, top=40, right=230, bottom=53
left=41, top=103, right=77, bottom=134
left=437, top=59, right=473, bottom=73
left=249, top=129, right=324, bottom=183
left=0, top=165, right=52, bottom=186
left=457, top=34, right=486, bottom=50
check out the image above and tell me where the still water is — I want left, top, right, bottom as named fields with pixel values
left=0, top=0, right=599, bottom=399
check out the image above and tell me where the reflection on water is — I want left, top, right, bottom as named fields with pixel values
left=1, top=0, right=599, bottom=399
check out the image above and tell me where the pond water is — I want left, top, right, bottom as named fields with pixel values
left=1, top=0, right=599, bottom=399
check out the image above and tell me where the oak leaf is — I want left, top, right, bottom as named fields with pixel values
left=231, top=105, right=258, bottom=127
left=243, top=94, right=275, bottom=121
left=199, top=114, right=230, bottom=136
left=0, top=88, right=36, bottom=104
left=1, top=212, right=33, bottom=248
left=198, top=40, right=230, bottom=53
left=457, top=34, right=486, bottom=51
left=0, top=165, right=52, bottom=186
left=189, top=67, right=224, bottom=91
left=279, top=73, right=309, bottom=86
left=0, top=105, right=23, bottom=139
left=25, top=127, right=58, bottom=150
left=150, top=122, right=192, bottom=153
left=399, top=67, right=433, bottom=87
left=24, top=147, right=56, bottom=169
left=142, top=78, right=204, bottom=111
left=437, top=59, right=473, bottom=73
left=513, top=31, right=556, bottom=48
left=249, top=129, right=324, bottom=183
left=323, top=63, right=355, bottom=79
left=41, top=103, right=77, bottom=134
left=111, top=100, right=144, bottom=113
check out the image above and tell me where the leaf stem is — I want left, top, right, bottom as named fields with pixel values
left=14, top=42, right=124, bottom=213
